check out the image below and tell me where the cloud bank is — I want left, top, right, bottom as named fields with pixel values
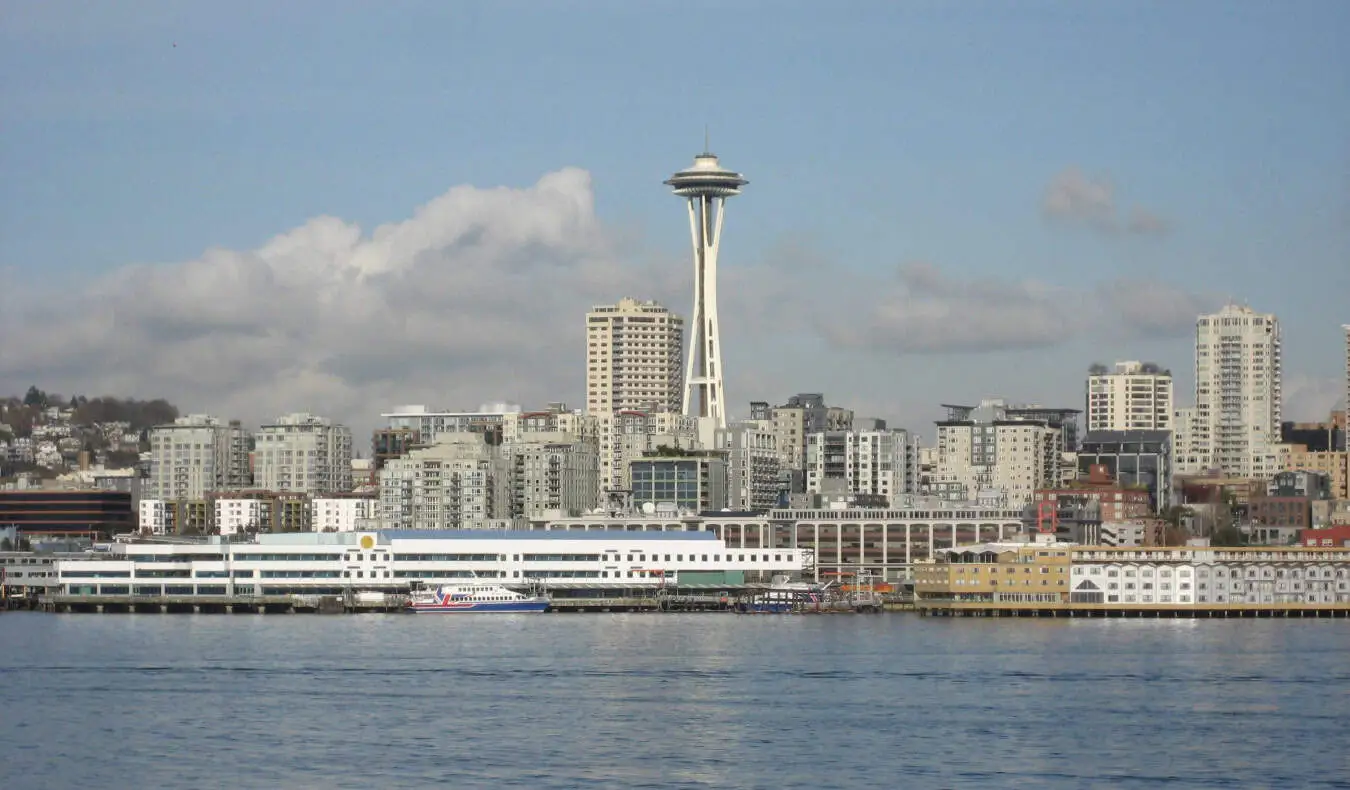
left=1, top=168, right=682, bottom=432
left=817, top=263, right=1219, bottom=355
left=0, top=166, right=1242, bottom=439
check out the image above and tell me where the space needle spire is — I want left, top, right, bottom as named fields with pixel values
left=665, top=144, right=747, bottom=429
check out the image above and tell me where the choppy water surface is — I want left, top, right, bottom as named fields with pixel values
left=2, top=613, right=1348, bottom=789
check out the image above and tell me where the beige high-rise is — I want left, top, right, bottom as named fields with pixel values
left=585, top=298, right=684, bottom=415
left=1086, top=361, right=1174, bottom=432
left=585, top=298, right=685, bottom=497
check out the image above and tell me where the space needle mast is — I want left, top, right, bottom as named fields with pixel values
left=665, top=138, right=747, bottom=429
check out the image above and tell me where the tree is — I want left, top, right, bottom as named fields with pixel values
left=1161, top=505, right=1193, bottom=529
left=1211, top=525, right=1246, bottom=547
left=0, top=538, right=12, bottom=552
left=23, top=386, right=45, bottom=407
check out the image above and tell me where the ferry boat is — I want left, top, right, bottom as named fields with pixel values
left=406, top=580, right=550, bottom=614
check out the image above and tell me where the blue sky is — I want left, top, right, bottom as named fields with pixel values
left=1, top=1, right=1347, bottom=434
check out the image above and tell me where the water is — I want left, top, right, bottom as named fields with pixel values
left=2, top=613, right=1349, bottom=789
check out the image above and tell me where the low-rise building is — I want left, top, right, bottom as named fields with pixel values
left=311, top=496, right=379, bottom=532
left=629, top=452, right=728, bottom=513
left=50, top=530, right=812, bottom=597
left=916, top=543, right=1350, bottom=609
left=0, top=490, right=134, bottom=539
left=913, top=540, right=1070, bottom=604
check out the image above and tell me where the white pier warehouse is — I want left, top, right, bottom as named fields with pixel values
left=54, top=530, right=813, bottom=600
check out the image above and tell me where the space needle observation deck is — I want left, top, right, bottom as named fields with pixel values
left=665, top=149, right=748, bottom=429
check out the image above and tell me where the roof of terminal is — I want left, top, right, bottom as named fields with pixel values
left=378, top=530, right=717, bottom=542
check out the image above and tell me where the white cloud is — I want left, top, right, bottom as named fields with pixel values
left=818, top=262, right=1075, bottom=353
left=0, top=168, right=685, bottom=436
left=817, top=263, right=1215, bottom=355
left=0, top=167, right=1222, bottom=446
left=1042, top=167, right=1172, bottom=236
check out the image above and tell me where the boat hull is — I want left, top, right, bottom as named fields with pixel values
left=408, top=598, right=551, bottom=614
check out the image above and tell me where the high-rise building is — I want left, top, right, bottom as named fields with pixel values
left=504, top=432, right=599, bottom=520
left=253, top=413, right=354, bottom=495
left=584, top=298, right=686, bottom=498
left=666, top=147, right=747, bottom=428
left=805, top=422, right=919, bottom=504
left=752, top=394, right=855, bottom=488
left=1077, top=430, right=1174, bottom=512
left=378, top=434, right=512, bottom=530
left=585, top=298, right=684, bottom=417
left=931, top=400, right=1061, bottom=507
left=146, top=415, right=251, bottom=501
left=603, top=409, right=700, bottom=496
left=716, top=420, right=782, bottom=511
left=1085, top=361, right=1174, bottom=432
left=1194, top=304, right=1282, bottom=477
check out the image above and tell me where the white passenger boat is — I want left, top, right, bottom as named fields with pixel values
left=406, top=580, right=550, bottom=614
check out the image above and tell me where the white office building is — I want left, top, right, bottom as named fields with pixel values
left=1086, top=361, right=1174, bottom=432
left=931, top=400, right=1060, bottom=508
left=253, top=413, right=354, bottom=495
left=312, top=497, right=379, bottom=532
left=805, top=424, right=918, bottom=504
left=213, top=498, right=270, bottom=537
left=146, top=415, right=251, bottom=501
left=1193, top=305, right=1282, bottom=477
left=381, top=403, right=521, bottom=442
left=52, top=530, right=811, bottom=597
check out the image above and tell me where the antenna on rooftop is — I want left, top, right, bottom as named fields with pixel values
left=704, top=124, right=710, bottom=154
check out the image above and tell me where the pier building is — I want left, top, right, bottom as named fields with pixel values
left=49, top=530, right=810, bottom=601
left=915, top=542, right=1350, bottom=616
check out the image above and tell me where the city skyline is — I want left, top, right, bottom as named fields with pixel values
left=2, top=2, right=1347, bottom=439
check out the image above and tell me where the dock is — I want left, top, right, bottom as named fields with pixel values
left=917, top=600, right=1350, bottom=619
left=33, top=589, right=911, bottom=615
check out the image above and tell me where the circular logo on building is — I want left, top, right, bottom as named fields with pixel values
left=360, top=535, right=375, bottom=550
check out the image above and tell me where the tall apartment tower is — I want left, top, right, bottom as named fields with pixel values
left=585, top=298, right=685, bottom=498
left=253, top=413, right=354, bottom=495
left=1194, top=305, right=1282, bottom=477
left=147, top=415, right=252, bottom=500
left=585, top=298, right=684, bottom=416
left=1085, top=361, right=1174, bottom=432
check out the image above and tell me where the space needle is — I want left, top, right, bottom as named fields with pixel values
left=665, top=141, right=747, bottom=429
